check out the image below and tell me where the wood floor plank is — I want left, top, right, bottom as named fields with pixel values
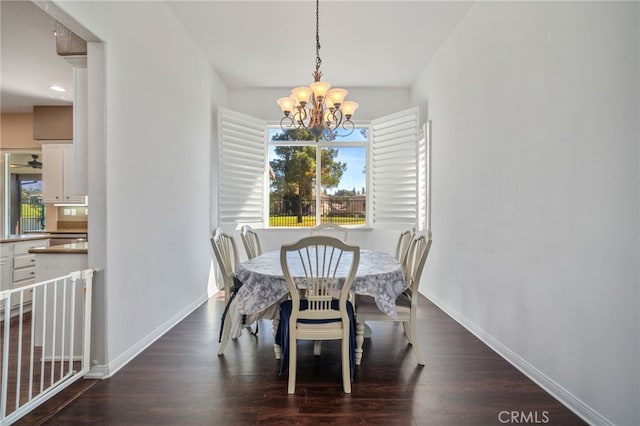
left=13, top=295, right=586, bottom=425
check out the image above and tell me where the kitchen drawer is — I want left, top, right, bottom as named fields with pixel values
left=13, top=240, right=47, bottom=255
left=13, top=267, right=36, bottom=282
left=14, top=253, right=36, bottom=269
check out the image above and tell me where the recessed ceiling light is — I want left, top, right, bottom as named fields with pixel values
left=50, top=85, right=66, bottom=92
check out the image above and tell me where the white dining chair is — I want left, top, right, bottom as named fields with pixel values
left=354, top=230, right=432, bottom=366
left=210, top=228, right=242, bottom=355
left=240, top=224, right=262, bottom=259
left=278, top=235, right=360, bottom=394
left=211, top=227, right=279, bottom=356
left=310, top=223, right=348, bottom=241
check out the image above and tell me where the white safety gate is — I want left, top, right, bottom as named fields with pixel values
left=0, top=269, right=94, bottom=426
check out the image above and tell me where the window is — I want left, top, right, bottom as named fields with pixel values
left=218, top=107, right=423, bottom=231
left=267, top=127, right=369, bottom=227
left=2, top=153, right=45, bottom=233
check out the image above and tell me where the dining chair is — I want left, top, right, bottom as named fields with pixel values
left=278, top=235, right=360, bottom=394
left=211, top=228, right=277, bottom=355
left=211, top=228, right=242, bottom=355
left=354, top=230, right=432, bottom=366
left=310, top=223, right=348, bottom=241
left=240, top=224, right=263, bottom=259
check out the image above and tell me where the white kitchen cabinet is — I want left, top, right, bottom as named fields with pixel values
left=0, top=238, right=49, bottom=314
left=0, top=244, right=12, bottom=291
left=42, top=144, right=86, bottom=204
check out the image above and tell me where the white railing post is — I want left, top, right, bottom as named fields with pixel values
left=1, top=292, right=11, bottom=421
left=15, top=291, right=25, bottom=411
left=80, top=269, right=93, bottom=372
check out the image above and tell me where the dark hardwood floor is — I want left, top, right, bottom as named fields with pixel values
left=16, top=292, right=587, bottom=425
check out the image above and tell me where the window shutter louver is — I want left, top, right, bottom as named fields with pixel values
left=218, top=108, right=266, bottom=226
left=417, top=121, right=428, bottom=232
left=371, top=107, right=419, bottom=229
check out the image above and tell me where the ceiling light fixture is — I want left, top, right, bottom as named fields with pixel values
left=49, top=85, right=66, bottom=92
left=276, top=0, right=358, bottom=140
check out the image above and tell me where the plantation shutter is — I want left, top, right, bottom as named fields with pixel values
left=218, top=108, right=266, bottom=226
left=371, top=107, right=419, bottom=229
left=417, top=121, right=429, bottom=232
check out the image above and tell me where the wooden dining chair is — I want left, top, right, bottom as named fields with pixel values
left=278, top=235, right=360, bottom=394
left=310, top=223, right=348, bottom=241
left=240, top=224, right=262, bottom=259
left=354, top=230, right=432, bottom=366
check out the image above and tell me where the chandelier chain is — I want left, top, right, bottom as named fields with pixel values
left=315, top=0, right=321, bottom=74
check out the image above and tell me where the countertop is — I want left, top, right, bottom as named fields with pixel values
left=1, top=234, right=51, bottom=244
left=29, top=241, right=88, bottom=254
left=31, top=229, right=88, bottom=234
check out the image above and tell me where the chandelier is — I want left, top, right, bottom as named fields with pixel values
left=276, top=0, right=358, bottom=140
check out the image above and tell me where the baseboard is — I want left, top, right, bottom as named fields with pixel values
left=84, top=294, right=208, bottom=380
left=424, top=292, right=613, bottom=426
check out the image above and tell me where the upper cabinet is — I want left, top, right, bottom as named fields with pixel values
left=42, top=144, right=86, bottom=204
left=33, top=106, right=73, bottom=141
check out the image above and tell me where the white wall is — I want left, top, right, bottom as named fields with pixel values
left=55, top=1, right=223, bottom=375
left=412, top=2, right=639, bottom=425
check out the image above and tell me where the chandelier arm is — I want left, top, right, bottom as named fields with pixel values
left=293, top=107, right=309, bottom=128
left=280, top=116, right=295, bottom=129
left=339, top=119, right=355, bottom=137
left=329, top=109, right=343, bottom=128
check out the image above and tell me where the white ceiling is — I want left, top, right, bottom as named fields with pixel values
left=167, top=1, right=473, bottom=89
left=0, top=0, right=75, bottom=113
left=0, top=0, right=473, bottom=113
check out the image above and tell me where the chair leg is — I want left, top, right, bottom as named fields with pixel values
left=409, top=316, right=425, bottom=366
left=313, top=340, right=321, bottom=356
left=341, top=331, right=351, bottom=394
left=355, top=321, right=365, bottom=365
left=403, top=320, right=412, bottom=344
left=217, top=314, right=232, bottom=356
left=272, top=318, right=281, bottom=359
left=288, top=331, right=297, bottom=394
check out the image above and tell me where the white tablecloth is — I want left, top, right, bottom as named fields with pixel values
left=235, top=249, right=407, bottom=318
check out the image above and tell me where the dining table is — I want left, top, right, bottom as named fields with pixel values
left=235, top=249, right=408, bottom=318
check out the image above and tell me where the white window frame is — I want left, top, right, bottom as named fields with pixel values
left=266, top=124, right=371, bottom=228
